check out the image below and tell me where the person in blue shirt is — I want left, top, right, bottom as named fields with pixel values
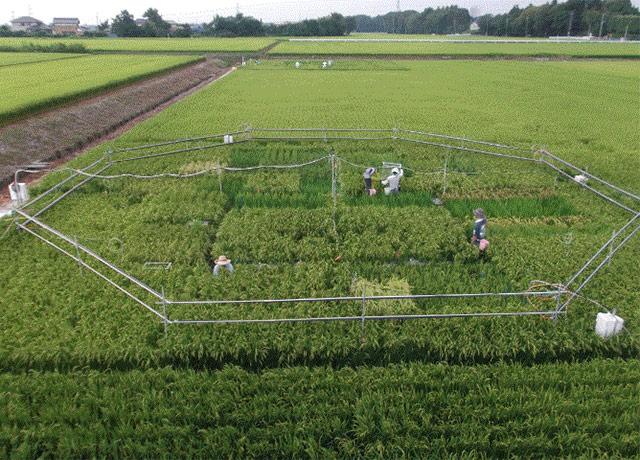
left=471, top=208, right=489, bottom=252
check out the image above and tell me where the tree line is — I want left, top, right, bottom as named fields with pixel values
left=2, top=0, right=638, bottom=38
left=476, top=0, right=639, bottom=38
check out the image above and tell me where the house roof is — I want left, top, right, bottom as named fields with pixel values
left=11, top=16, right=43, bottom=24
left=53, top=18, right=80, bottom=25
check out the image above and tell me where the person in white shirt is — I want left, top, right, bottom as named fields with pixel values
left=381, top=167, right=403, bottom=195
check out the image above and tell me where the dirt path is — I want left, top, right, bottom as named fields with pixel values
left=0, top=57, right=234, bottom=201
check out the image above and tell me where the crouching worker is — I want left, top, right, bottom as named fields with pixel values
left=381, top=167, right=403, bottom=195
left=471, top=208, right=489, bottom=252
left=213, top=255, right=234, bottom=276
left=363, top=167, right=377, bottom=196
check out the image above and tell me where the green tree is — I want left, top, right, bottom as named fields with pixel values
left=111, top=10, right=139, bottom=37
left=142, top=8, right=170, bottom=37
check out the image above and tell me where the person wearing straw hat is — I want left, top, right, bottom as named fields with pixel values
left=471, top=208, right=489, bottom=252
left=213, top=255, right=234, bottom=276
left=363, top=167, right=377, bottom=196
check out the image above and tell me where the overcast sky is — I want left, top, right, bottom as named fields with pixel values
left=4, top=0, right=640, bottom=25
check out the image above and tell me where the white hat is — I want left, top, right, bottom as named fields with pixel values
left=215, top=255, right=231, bottom=265
left=391, top=167, right=400, bottom=175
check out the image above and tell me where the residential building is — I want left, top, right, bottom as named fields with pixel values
left=52, top=17, right=80, bottom=35
left=9, top=16, right=44, bottom=32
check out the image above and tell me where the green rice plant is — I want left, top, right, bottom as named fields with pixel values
left=0, top=54, right=203, bottom=125
left=269, top=40, right=640, bottom=58
left=211, top=208, right=336, bottom=263
left=0, top=36, right=278, bottom=53
left=445, top=196, right=577, bottom=219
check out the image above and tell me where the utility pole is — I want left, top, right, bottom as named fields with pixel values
left=505, top=16, right=509, bottom=36
left=236, top=3, right=240, bottom=15
left=598, top=13, right=605, bottom=38
left=624, top=24, right=629, bottom=40
left=525, top=15, right=529, bottom=37
left=567, top=10, right=574, bottom=37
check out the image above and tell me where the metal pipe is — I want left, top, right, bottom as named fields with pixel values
left=17, top=223, right=167, bottom=321
left=401, top=129, right=526, bottom=151
left=16, top=210, right=165, bottom=301
left=558, top=222, right=640, bottom=312
left=252, top=127, right=395, bottom=133
left=169, top=310, right=566, bottom=325
left=542, top=160, right=638, bottom=215
left=22, top=164, right=112, bottom=224
left=251, top=136, right=396, bottom=142
left=398, top=137, right=537, bottom=162
left=564, top=213, right=640, bottom=288
left=20, top=157, right=104, bottom=210
left=111, top=139, right=251, bottom=164
left=541, top=149, right=640, bottom=202
left=165, top=290, right=567, bottom=306
left=112, top=130, right=245, bottom=153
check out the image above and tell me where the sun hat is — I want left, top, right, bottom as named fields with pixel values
left=473, top=208, right=486, bottom=219
left=391, top=167, right=400, bottom=175
left=215, top=255, right=231, bottom=265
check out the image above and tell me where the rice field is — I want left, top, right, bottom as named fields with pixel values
left=0, top=54, right=202, bottom=125
left=270, top=39, right=640, bottom=57
left=0, top=52, right=83, bottom=67
left=0, top=37, right=278, bottom=53
left=1, top=56, right=639, bottom=456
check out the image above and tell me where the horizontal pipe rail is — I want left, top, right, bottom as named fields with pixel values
left=112, top=130, right=245, bottom=153
left=542, top=160, right=638, bottom=215
left=16, top=210, right=165, bottom=302
left=17, top=223, right=167, bottom=322
left=252, top=127, right=394, bottom=133
left=20, top=157, right=105, bottom=210
left=541, top=149, right=640, bottom=202
left=558, top=222, right=640, bottom=313
left=564, top=212, right=640, bottom=288
left=398, top=137, right=536, bottom=162
left=169, top=310, right=566, bottom=325
left=165, top=290, right=567, bottom=306
left=251, top=136, right=396, bottom=142
left=22, top=164, right=112, bottom=225
left=401, top=129, right=526, bottom=151
left=111, top=139, right=252, bottom=164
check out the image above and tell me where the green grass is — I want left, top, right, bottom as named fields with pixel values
left=0, top=37, right=278, bottom=53
left=0, top=54, right=203, bottom=125
left=270, top=40, right=640, bottom=57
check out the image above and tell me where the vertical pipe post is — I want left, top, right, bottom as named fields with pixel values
left=360, top=286, right=366, bottom=344
left=553, top=285, right=563, bottom=321
left=331, top=152, right=337, bottom=235
left=216, top=161, right=223, bottom=193
left=162, top=287, right=168, bottom=338
left=442, top=151, right=450, bottom=198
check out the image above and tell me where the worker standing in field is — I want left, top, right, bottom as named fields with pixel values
left=381, top=167, right=403, bottom=195
left=471, top=208, right=489, bottom=252
left=363, top=167, right=377, bottom=196
left=213, top=255, right=234, bottom=276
